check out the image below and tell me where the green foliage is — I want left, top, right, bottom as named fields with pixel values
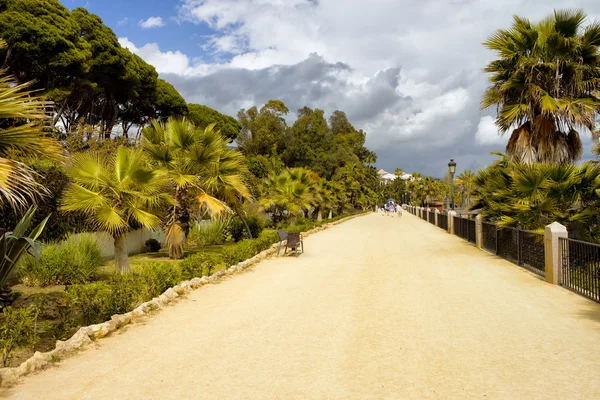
left=0, top=161, right=89, bottom=241
left=19, top=233, right=104, bottom=287
left=133, top=262, right=181, bottom=298
left=0, top=306, right=40, bottom=367
left=187, top=104, right=240, bottom=142
left=144, top=239, right=161, bottom=253
left=0, top=0, right=188, bottom=137
left=61, top=146, right=170, bottom=273
left=470, top=154, right=600, bottom=241
left=187, top=219, right=229, bottom=247
left=180, top=253, right=227, bottom=280
left=66, top=282, right=111, bottom=325
left=0, top=207, right=49, bottom=290
left=228, top=215, right=263, bottom=242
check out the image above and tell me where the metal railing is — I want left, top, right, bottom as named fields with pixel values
left=483, top=223, right=545, bottom=278
left=559, top=237, right=600, bottom=302
left=482, top=221, right=497, bottom=253
left=453, top=216, right=475, bottom=243
left=438, top=213, right=448, bottom=231
left=428, top=211, right=436, bottom=225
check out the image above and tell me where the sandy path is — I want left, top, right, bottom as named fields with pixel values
left=4, top=213, right=600, bottom=399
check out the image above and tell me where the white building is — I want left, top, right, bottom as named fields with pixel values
left=378, top=169, right=413, bottom=184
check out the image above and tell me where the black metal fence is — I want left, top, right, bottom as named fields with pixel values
left=482, top=222, right=497, bottom=253
left=482, top=224, right=545, bottom=278
left=559, top=238, right=600, bottom=302
left=438, top=213, right=448, bottom=231
left=452, top=216, right=476, bottom=243
left=428, top=211, right=436, bottom=225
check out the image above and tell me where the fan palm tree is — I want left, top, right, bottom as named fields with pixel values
left=470, top=153, right=600, bottom=238
left=483, top=10, right=600, bottom=164
left=0, top=40, right=62, bottom=208
left=457, top=170, right=476, bottom=208
left=260, top=168, right=317, bottom=220
left=61, top=146, right=170, bottom=273
left=142, top=118, right=249, bottom=258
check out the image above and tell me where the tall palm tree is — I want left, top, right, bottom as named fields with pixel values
left=142, top=118, right=249, bottom=258
left=457, top=170, right=476, bottom=208
left=0, top=40, right=61, bottom=208
left=483, top=10, right=600, bottom=164
left=61, top=146, right=169, bottom=273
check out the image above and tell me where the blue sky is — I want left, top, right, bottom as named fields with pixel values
left=67, top=0, right=213, bottom=63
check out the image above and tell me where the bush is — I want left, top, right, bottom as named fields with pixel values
left=66, top=282, right=112, bottom=325
left=187, top=219, right=229, bottom=247
left=19, top=233, right=104, bottom=287
left=134, top=262, right=182, bottom=298
left=0, top=306, right=40, bottom=367
left=180, top=253, right=227, bottom=280
left=145, top=239, right=161, bottom=253
left=228, top=215, right=264, bottom=242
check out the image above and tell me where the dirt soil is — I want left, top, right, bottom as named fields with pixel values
left=4, top=213, right=600, bottom=399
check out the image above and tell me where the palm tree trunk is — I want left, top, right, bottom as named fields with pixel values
left=113, top=233, right=130, bottom=274
left=234, top=204, right=253, bottom=239
left=317, top=208, right=323, bottom=221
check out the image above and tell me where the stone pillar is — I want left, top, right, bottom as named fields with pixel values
left=449, top=210, right=457, bottom=235
left=426, top=208, right=431, bottom=222
left=435, top=209, right=440, bottom=226
left=475, top=214, right=483, bottom=249
left=544, top=222, right=568, bottom=285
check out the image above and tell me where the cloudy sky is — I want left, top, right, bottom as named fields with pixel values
left=70, top=0, right=600, bottom=176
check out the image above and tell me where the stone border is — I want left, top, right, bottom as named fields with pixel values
left=0, top=212, right=368, bottom=387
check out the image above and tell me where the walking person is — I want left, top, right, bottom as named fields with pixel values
left=396, top=203, right=402, bottom=217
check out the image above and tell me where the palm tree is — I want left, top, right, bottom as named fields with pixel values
left=482, top=10, right=600, bottom=164
left=142, top=118, right=249, bottom=258
left=260, top=168, right=317, bottom=221
left=457, top=170, right=476, bottom=208
left=0, top=40, right=61, bottom=208
left=394, top=168, right=403, bottom=177
left=61, top=146, right=169, bottom=273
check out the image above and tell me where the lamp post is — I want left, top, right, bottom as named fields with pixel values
left=419, top=182, right=424, bottom=207
left=448, top=159, right=456, bottom=210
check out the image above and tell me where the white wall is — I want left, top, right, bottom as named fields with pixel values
left=74, top=228, right=165, bottom=259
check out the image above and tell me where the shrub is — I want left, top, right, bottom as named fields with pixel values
left=228, top=215, right=264, bottom=242
left=145, top=239, right=161, bottom=253
left=103, top=274, right=147, bottom=317
left=66, top=282, right=112, bottom=325
left=187, top=218, right=229, bottom=247
left=19, top=233, right=104, bottom=287
left=67, top=274, right=147, bottom=325
left=0, top=306, right=40, bottom=367
left=180, top=253, right=227, bottom=280
left=134, top=262, right=182, bottom=298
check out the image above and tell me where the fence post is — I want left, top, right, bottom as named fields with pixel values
left=449, top=210, right=457, bottom=235
left=435, top=209, right=440, bottom=226
left=426, top=208, right=431, bottom=222
left=475, top=214, right=483, bottom=249
left=544, top=222, right=568, bottom=285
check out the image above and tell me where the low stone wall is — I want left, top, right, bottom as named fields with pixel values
left=0, top=212, right=367, bottom=388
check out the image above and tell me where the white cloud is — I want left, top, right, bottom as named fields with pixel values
left=121, top=0, right=600, bottom=175
left=475, top=116, right=506, bottom=145
left=139, top=16, right=166, bottom=29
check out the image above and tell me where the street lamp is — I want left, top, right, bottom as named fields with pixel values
left=448, top=159, right=456, bottom=210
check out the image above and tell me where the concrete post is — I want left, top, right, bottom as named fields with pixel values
left=435, top=209, right=440, bottom=226
left=449, top=210, right=457, bottom=234
left=544, top=222, right=568, bottom=285
left=426, top=208, right=431, bottom=222
left=475, top=214, right=483, bottom=249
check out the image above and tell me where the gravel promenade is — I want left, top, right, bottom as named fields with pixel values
left=5, top=212, right=600, bottom=399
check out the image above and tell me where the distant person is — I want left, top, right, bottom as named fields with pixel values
left=396, top=204, right=402, bottom=216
